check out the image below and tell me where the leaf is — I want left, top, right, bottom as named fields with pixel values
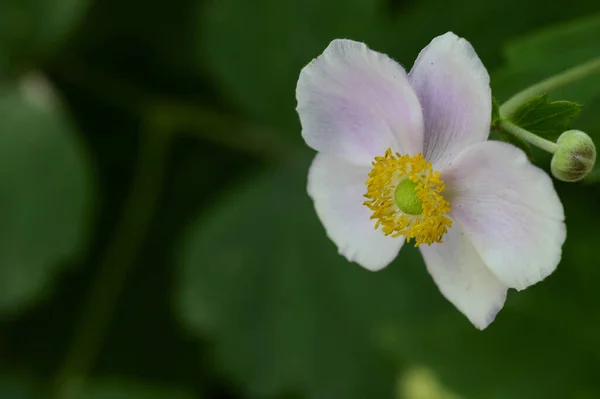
left=0, top=0, right=89, bottom=75
left=0, top=76, right=93, bottom=316
left=491, top=97, right=501, bottom=126
left=175, top=161, right=451, bottom=399
left=199, top=0, right=385, bottom=131
left=508, top=94, right=582, bottom=139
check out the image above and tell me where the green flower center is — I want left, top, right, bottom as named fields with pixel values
left=394, top=178, right=423, bottom=215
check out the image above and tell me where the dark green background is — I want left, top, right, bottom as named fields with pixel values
left=1, top=0, right=600, bottom=398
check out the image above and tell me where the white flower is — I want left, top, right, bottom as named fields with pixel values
left=295, top=32, right=566, bottom=329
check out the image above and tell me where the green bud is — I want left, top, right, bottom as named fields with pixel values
left=551, top=130, right=596, bottom=182
left=394, top=179, right=423, bottom=215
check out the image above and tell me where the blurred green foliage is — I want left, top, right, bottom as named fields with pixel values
left=1, top=0, right=600, bottom=398
left=0, top=82, right=91, bottom=315
left=0, top=0, right=88, bottom=76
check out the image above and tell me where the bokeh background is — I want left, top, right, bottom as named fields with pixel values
left=1, top=0, right=600, bottom=398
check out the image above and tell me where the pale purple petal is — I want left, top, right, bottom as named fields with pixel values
left=297, top=39, right=424, bottom=166
left=307, top=153, right=403, bottom=271
left=420, top=221, right=508, bottom=330
left=408, top=32, right=491, bottom=169
left=443, top=141, right=566, bottom=290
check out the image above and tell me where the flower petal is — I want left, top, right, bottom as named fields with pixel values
left=443, top=141, right=566, bottom=290
left=307, top=153, right=403, bottom=271
left=408, top=32, right=491, bottom=169
left=297, top=39, right=424, bottom=166
left=420, top=221, right=508, bottom=330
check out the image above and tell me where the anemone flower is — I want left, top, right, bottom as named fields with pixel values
left=296, top=32, right=566, bottom=329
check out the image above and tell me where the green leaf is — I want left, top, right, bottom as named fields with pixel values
left=176, top=161, right=449, bottom=399
left=0, top=77, right=93, bottom=316
left=0, top=0, right=89, bottom=75
left=508, top=94, right=582, bottom=139
left=491, top=97, right=501, bottom=126
left=199, top=0, right=385, bottom=131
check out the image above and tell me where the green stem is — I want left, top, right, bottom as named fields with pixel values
left=50, top=130, right=171, bottom=399
left=500, top=57, right=600, bottom=117
left=150, top=102, right=301, bottom=163
left=500, top=120, right=559, bottom=154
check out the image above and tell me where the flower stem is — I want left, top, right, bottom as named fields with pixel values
left=49, top=129, right=171, bottom=399
left=500, top=57, right=600, bottom=117
left=500, top=120, right=559, bottom=154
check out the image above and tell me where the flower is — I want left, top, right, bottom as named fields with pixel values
left=295, top=32, right=566, bottom=329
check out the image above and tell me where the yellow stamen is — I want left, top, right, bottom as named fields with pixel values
left=363, top=149, right=452, bottom=246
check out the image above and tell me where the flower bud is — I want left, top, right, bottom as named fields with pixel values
left=551, top=130, right=596, bottom=182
